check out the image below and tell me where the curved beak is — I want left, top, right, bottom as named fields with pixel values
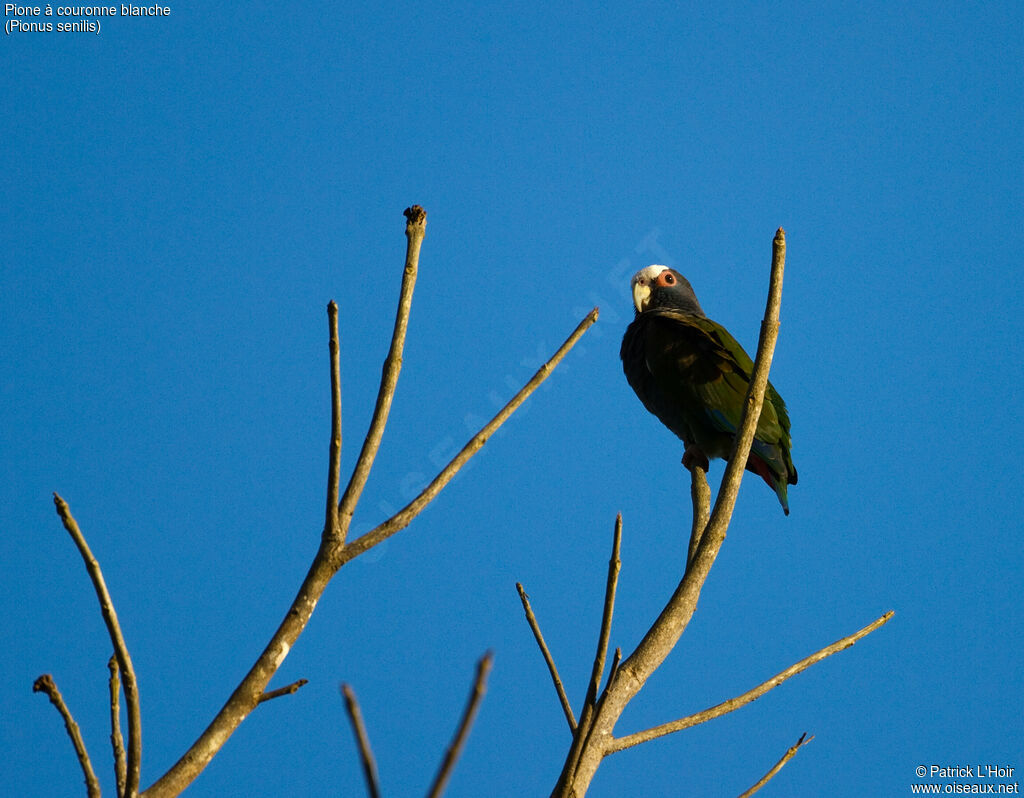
left=632, top=279, right=651, bottom=313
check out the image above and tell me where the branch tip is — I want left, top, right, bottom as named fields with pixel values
left=341, top=683, right=381, bottom=798
left=736, top=730, right=813, bottom=798
left=404, top=204, right=427, bottom=229
left=51, top=494, right=142, bottom=797
left=343, top=306, right=598, bottom=562
left=336, top=204, right=424, bottom=541
left=426, top=651, right=494, bottom=798
left=516, top=582, right=577, bottom=732
left=34, top=673, right=101, bottom=798
left=258, top=678, right=310, bottom=704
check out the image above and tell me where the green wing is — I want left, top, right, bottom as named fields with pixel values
left=634, top=309, right=795, bottom=478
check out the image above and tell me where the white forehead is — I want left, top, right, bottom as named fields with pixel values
left=631, top=265, right=670, bottom=286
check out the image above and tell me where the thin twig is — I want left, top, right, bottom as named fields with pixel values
left=516, top=583, right=577, bottom=732
left=557, top=514, right=623, bottom=790
left=108, top=654, right=127, bottom=797
left=426, top=652, right=494, bottom=798
left=607, top=610, right=893, bottom=753
left=54, top=493, right=142, bottom=797
left=605, top=648, right=622, bottom=694
left=257, top=678, right=309, bottom=704
left=33, top=674, right=101, bottom=798
left=616, top=230, right=788, bottom=689
left=586, top=513, right=622, bottom=712
left=324, top=300, right=342, bottom=540
left=337, top=205, right=426, bottom=544
left=736, top=732, right=814, bottom=798
left=685, top=465, right=710, bottom=570
left=341, top=684, right=381, bottom=798
left=342, top=307, right=599, bottom=563
left=554, top=230, right=795, bottom=794
left=142, top=211, right=594, bottom=798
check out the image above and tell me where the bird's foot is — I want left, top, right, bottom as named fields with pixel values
left=682, top=446, right=710, bottom=472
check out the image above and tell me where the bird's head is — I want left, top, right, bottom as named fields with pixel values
left=630, top=265, right=704, bottom=316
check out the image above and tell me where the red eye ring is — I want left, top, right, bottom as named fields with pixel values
left=662, top=272, right=675, bottom=285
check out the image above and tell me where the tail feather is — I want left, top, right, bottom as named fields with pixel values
left=745, top=451, right=791, bottom=515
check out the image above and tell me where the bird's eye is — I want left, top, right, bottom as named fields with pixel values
left=663, top=273, right=675, bottom=285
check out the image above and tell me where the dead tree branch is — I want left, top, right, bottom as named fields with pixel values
left=33, top=674, right=101, bottom=798
left=551, top=229, right=790, bottom=797
left=337, top=205, right=425, bottom=544
left=108, top=655, right=127, bottom=797
left=341, top=684, right=381, bottom=798
left=607, top=611, right=894, bottom=753
left=685, top=465, right=710, bottom=569
left=426, top=652, right=494, bottom=798
left=53, top=493, right=142, bottom=797
left=736, top=732, right=814, bottom=798
left=134, top=207, right=595, bottom=796
left=340, top=306, right=599, bottom=564
left=257, top=679, right=309, bottom=705
left=516, top=582, right=577, bottom=733
left=324, top=299, right=342, bottom=539
left=588, top=514, right=622, bottom=714
left=558, top=515, right=622, bottom=784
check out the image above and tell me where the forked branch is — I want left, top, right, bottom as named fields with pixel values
left=340, top=306, right=599, bottom=564
left=614, top=230, right=788, bottom=704
left=137, top=207, right=595, bottom=797
left=53, top=493, right=142, bottom=797
left=337, top=205, right=426, bottom=544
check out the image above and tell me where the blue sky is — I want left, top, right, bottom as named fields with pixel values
left=3, top=2, right=1022, bottom=796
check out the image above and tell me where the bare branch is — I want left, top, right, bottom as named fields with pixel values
left=586, top=513, right=622, bottom=713
left=516, top=582, right=577, bottom=732
left=337, top=205, right=426, bottom=543
left=54, top=493, right=142, bottom=797
left=341, top=684, right=381, bottom=798
left=257, top=679, right=309, bottom=704
left=554, top=229, right=789, bottom=794
left=685, top=465, right=710, bottom=570
left=736, top=732, right=814, bottom=798
left=141, top=207, right=429, bottom=797
left=704, top=228, right=787, bottom=539
left=605, top=648, right=622, bottom=694
left=619, top=230, right=787, bottom=685
left=554, top=514, right=623, bottom=792
left=108, top=655, right=127, bottom=797
left=33, top=674, right=101, bottom=798
left=324, top=300, right=342, bottom=540
left=141, top=209, right=592, bottom=798
left=426, top=652, right=494, bottom=798
left=608, top=611, right=893, bottom=753
left=342, top=307, right=599, bottom=563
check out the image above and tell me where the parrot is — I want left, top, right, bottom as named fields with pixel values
left=620, top=265, right=797, bottom=514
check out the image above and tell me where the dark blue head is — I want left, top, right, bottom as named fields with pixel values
left=631, top=265, right=705, bottom=316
